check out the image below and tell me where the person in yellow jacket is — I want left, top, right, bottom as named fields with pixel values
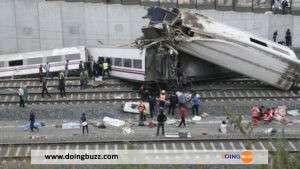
left=102, top=59, right=110, bottom=79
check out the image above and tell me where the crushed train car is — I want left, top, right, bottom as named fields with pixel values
left=134, top=7, right=300, bottom=90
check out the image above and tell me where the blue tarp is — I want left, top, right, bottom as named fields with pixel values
left=23, top=122, right=42, bottom=130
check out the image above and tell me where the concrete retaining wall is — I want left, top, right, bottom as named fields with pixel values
left=0, top=0, right=298, bottom=54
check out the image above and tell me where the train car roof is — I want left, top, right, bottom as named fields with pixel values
left=0, top=46, right=85, bottom=62
left=88, top=47, right=145, bottom=59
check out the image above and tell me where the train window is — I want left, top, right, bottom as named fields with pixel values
left=65, top=53, right=81, bottom=61
left=9, top=60, right=23, bottom=67
left=133, top=59, right=142, bottom=69
left=27, top=57, right=43, bottom=65
left=46, top=55, right=62, bottom=63
left=250, top=38, right=267, bottom=47
left=0, top=61, right=4, bottom=68
left=114, top=58, right=122, bottom=66
left=123, top=59, right=132, bottom=68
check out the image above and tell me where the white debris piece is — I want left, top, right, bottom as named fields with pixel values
left=95, top=76, right=103, bottom=81
left=192, top=116, right=202, bottom=122
left=122, top=127, right=135, bottom=135
left=62, top=122, right=80, bottom=129
left=123, top=102, right=150, bottom=114
left=166, top=119, right=177, bottom=125
left=287, top=110, right=300, bottom=116
left=103, top=116, right=125, bottom=127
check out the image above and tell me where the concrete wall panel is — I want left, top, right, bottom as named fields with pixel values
left=0, top=0, right=17, bottom=54
left=15, top=0, right=40, bottom=52
left=61, top=2, right=85, bottom=47
left=1, top=1, right=300, bottom=54
left=84, top=3, right=109, bottom=47
left=38, top=1, right=63, bottom=50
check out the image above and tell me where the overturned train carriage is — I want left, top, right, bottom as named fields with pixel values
left=137, top=7, right=300, bottom=90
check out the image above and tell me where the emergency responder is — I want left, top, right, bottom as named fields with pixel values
left=17, top=85, right=25, bottom=108
left=178, top=105, right=188, bottom=127
left=41, top=78, right=51, bottom=98
left=168, top=92, right=178, bottom=115
left=251, top=105, right=260, bottom=127
left=39, top=64, right=43, bottom=82
left=102, top=59, right=110, bottom=79
left=156, top=110, right=167, bottom=136
left=58, top=72, right=66, bottom=97
left=158, top=90, right=167, bottom=109
left=138, top=100, right=146, bottom=124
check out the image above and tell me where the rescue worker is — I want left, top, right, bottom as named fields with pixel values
left=148, top=95, right=156, bottom=118
left=158, top=90, right=167, bottom=109
left=98, top=57, right=103, bottom=77
left=102, top=59, right=109, bottom=80
left=17, top=85, right=25, bottom=108
left=29, top=111, right=39, bottom=132
left=273, top=31, right=278, bottom=42
left=138, top=100, right=146, bottom=123
left=79, top=61, right=84, bottom=74
left=281, top=0, right=288, bottom=14
left=168, top=92, right=178, bottom=115
left=285, top=29, right=292, bottom=47
left=83, top=70, right=89, bottom=88
left=80, top=113, right=89, bottom=135
left=43, top=62, right=50, bottom=78
left=41, top=78, right=51, bottom=98
left=219, top=120, right=227, bottom=134
left=178, top=92, right=187, bottom=107
left=156, top=110, right=167, bottom=136
left=64, top=60, right=69, bottom=77
left=39, top=64, right=43, bottom=82
left=191, top=93, right=200, bottom=116
left=251, top=105, right=260, bottom=127
left=58, top=72, right=66, bottom=97
left=93, top=61, right=99, bottom=78
left=80, top=71, right=85, bottom=90
left=178, top=105, right=188, bottom=127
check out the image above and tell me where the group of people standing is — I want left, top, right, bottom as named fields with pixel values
left=272, top=29, right=292, bottom=47
left=138, top=88, right=201, bottom=136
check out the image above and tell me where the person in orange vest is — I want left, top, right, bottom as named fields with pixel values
left=251, top=105, right=260, bottom=127
left=138, top=100, right=146, bottom=123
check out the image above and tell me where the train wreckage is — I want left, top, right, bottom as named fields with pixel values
left=134, top=7, right=300, bottom=90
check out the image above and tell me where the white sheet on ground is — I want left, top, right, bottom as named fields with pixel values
left=122, top=127, right=135, bottom=135
left=192, top=116, right=202, bottom=121
left=123, top=102, right=150, bottom=114
left=287, top=109, right=300, bottom=116
left=62, top=122, right=80, bottom=129
left=103, top=116, right=125, bottom=127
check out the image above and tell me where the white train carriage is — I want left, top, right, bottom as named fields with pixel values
left=88, top=47, right=146, bottom=81
left=0, top=46, right=86, bottom=78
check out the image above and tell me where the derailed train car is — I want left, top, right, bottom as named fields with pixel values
left=135, top=7, right=300, bottom=90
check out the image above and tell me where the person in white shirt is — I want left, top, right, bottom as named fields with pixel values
left=219, top=120, right=227, bottom=134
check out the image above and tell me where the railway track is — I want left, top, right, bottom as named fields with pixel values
left=0, top=78, right=299, bottom=106
left=0, top=138, right=299, bottom=162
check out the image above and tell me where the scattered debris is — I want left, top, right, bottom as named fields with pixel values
left=264, top=128, right=277, bottom=136
left=201, top=112, right=209, bottom=118
left=122, top=127, right=135, bottom=135
left=123, top=102, right=150, bottom=114
left=166, top=118, right=177, bottom=125
left=95, top=122, right=106, bottom=129
left=287, top=109, right=300, bottom=116
left=147, top=121, right=156, bottom=128
left=62, top=122, right=80, bottom=129
left=103, top=116, right=125, bottom=127
left=29, top=135, right=47, bottom=141
left=165, top=132, right=192, bottom=138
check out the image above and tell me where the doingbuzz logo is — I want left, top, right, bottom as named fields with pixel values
left=221, top=151, right=255, bottom=164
